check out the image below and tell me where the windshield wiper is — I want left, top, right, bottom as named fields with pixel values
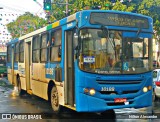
left=132, top=28, right=142, bottom=42
left=101, top=25, right=115, bottom=51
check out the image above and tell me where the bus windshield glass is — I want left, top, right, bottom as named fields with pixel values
left=79, top=28, right=151, bottom=74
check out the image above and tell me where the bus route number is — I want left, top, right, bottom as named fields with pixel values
left=101, top=87, right=115, bottom=91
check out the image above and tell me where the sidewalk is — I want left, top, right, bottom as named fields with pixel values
left=0, top=78, right=13, bottom=94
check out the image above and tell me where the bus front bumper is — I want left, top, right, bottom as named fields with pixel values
left=76, top=90, right=152, bottom=112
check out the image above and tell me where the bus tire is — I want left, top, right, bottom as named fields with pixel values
left=51, top=86, right=62, bottom=114
left=101, top=109, right=116, bottom=119
left=17, top=77, right=25, bottom=96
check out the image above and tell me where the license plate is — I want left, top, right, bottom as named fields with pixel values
left=114, top=98, right=127, bottom=103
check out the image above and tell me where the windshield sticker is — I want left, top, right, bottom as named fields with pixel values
left=123, top=62, right=129, bottom=71
left=95, top=70, right=120, bottom=74
left=83, top=56, right=95, bottom=63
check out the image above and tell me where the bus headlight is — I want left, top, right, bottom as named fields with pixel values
left=143, top=87, right=148, bottom=93
left=89, top=89, right=96, bottom=95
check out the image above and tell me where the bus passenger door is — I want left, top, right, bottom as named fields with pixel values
left=65, top=30, right=75, bottom=106
left=25, top=41, right=31, bottom=91
left=11, top=45, right=15, bottom=84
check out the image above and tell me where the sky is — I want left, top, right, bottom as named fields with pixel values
left=0, top=0, right=46, bottom=51
left=0, top=0, right=45, bottom=16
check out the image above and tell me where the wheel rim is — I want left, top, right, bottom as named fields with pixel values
left=51, top=87, right=59, bottom=112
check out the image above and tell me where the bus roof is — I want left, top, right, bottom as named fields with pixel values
left=6, top=38, right=18, bottom=46
left=83, top=10, right=152, bottom=19
left=9, top=10, right=153, bottom=43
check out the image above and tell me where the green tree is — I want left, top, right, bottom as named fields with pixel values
left=7, top=12, right=47, bottom=39
left=136, top=0, right=160, bottom=62
left=50, top=0, right=135, bottom=21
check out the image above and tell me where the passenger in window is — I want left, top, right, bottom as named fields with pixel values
left=51, top=37, right=55, bottom=46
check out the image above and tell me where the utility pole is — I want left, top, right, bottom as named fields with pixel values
left=66, top=0, right=69, bottom=17
left=51, top=0, right=72, bottom=17
left=42, top=0, right=72, bottom=24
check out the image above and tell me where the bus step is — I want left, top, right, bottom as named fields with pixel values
left=27, top=90, right=33, bottom=95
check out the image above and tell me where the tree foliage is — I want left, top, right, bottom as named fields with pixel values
left=6, top=12, right=47, bottom=39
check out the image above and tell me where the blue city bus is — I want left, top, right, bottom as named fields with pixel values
left=7, top=10, right=153, bottom=115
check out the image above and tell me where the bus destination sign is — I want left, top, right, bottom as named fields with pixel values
left=90, top=12, right=149, bottom=29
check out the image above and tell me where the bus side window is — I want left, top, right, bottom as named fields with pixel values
left=50, top=29, right=62, bottom=62
left=19, top=41, right=24, bottom=63
left=32, top=35, right=40, bottom=63
left=14, top=42, right=19, bottom=62
left=40, top=33, right=48, bottom=62
left=7, top=45, right=12, bottom=62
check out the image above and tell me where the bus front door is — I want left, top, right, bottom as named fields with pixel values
left=65, top=30, right=75, bottom=107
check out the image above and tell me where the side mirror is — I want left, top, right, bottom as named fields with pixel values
left=73, top=29, right=79, bottom=59
left=97, top=31, right=106, bottom=38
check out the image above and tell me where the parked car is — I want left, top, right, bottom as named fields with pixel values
left=153, top=69, right=160, bottom=101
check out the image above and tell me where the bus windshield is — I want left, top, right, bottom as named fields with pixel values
left=79, top=28, right=151, bottom=74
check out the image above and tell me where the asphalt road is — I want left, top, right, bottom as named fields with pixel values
left=0, top=78, right=160, bottom=122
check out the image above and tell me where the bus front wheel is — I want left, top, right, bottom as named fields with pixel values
left=101, top=109, right=116, bottom=119
left=51, top=86, right=62, bottom=114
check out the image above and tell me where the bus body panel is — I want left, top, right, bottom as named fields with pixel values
left=18, top=62, right=26, bottom=90
left=75, top=63, right=152, bottom=112
left=6, top=10, right=153, bottom=113
left=31, top=63, right=49, bottom=100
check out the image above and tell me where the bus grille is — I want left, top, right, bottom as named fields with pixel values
left=107, top=101, right=133, bottom=106
left=97, top=80, right=142, bottom=85
left=100, top=90, right=138, bottom=95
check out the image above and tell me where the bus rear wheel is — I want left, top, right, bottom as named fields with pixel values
left=51, top=86, right=62, bottom=114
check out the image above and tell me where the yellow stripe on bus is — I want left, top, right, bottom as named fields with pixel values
left=52, top=21, right=59, bottom=28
